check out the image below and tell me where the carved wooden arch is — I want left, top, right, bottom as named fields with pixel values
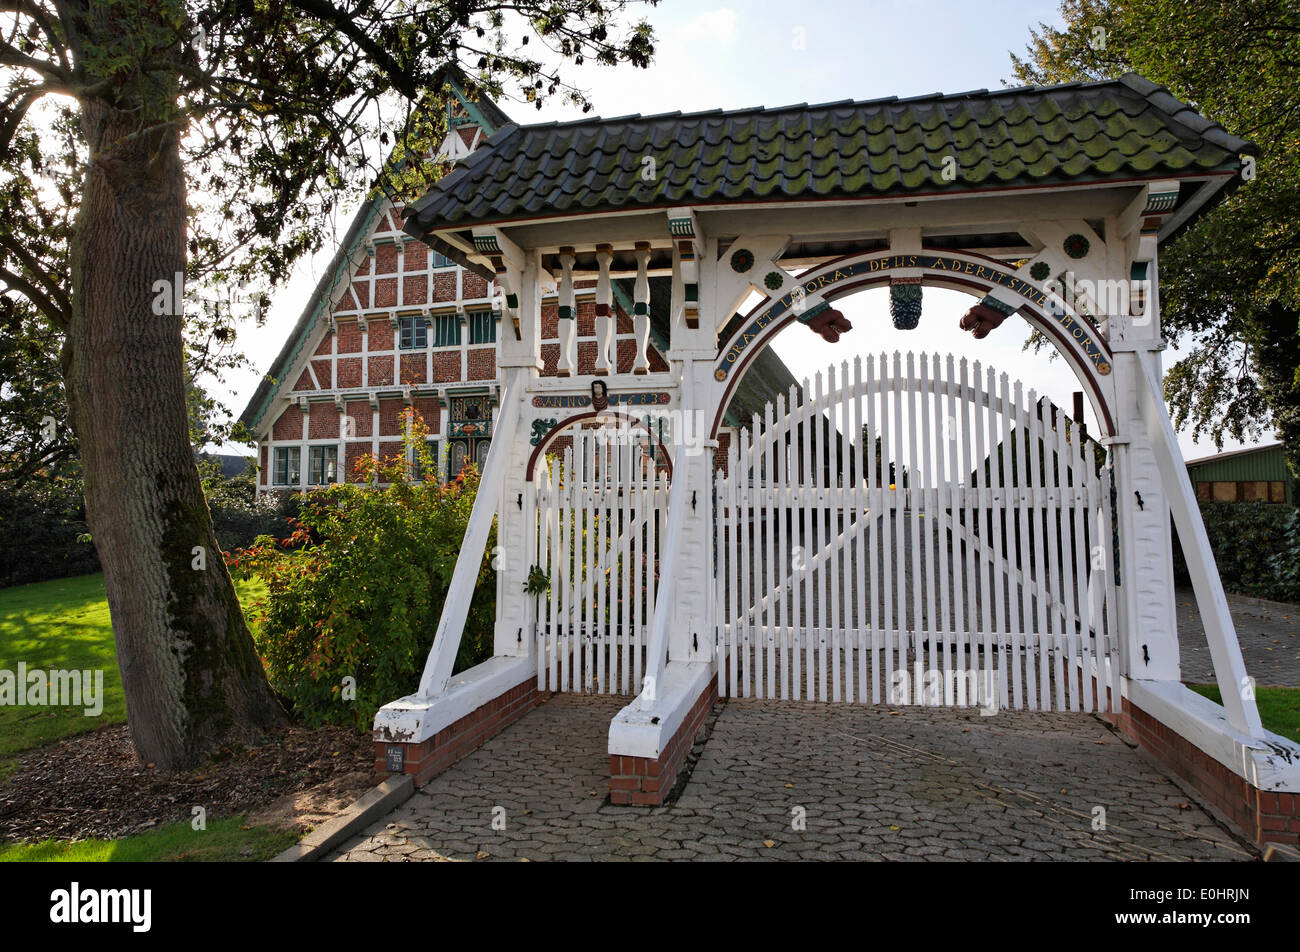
left=525, top=410, right=675, bottom=481
left=711, top=248, right=1118, bottom=439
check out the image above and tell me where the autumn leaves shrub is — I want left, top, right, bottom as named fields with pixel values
left=228, top=418, right=495, bottom=728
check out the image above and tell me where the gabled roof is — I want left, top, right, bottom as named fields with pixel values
left=1184, top=442, right=1285, bottom=469
left=238, top=78, right=510, bottom=435
left=404, top=73, right=1254, bottom=236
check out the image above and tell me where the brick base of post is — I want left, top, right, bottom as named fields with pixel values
left=374, top=678, right=547, bottom=787
left=1105, top=697, right=1300, bottom=846
left=609, top=680, right=717, bottom=806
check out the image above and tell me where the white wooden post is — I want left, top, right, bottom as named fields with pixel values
left=594, top=243, right=614, bottom=375
left=416, top=370, right=524, bottom=697
left=632, top=242, right=651, bottom=375
left=556, top=247, right=576, bottom=377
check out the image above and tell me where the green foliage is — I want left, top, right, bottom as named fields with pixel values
left=0, top=473, right=99, bottom=587
left=1013, top=1, right=1300, bottom=467
left=229, top=438, right=495, bottom=729
left=0, top=572, right=266, bottom=762
left=523, top=563, right=549, bottom=597
left=0, top=815, right=297, bottom=862
left=1172, top=502, right=1300, bottom=602
left=1188, top=684, right=1300, bottom=741
left=0, top=456, right=294, bottom=587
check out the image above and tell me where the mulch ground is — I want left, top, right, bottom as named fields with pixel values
left=0, top=722, right=373, bottom=843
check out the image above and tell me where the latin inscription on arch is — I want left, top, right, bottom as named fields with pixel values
left=714, top=254, right=1111, bottom=381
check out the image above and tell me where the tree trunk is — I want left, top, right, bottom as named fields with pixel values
left=65, top=47, right=285, bottom=770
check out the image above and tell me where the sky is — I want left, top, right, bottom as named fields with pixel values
left=220, top=0, right=1273, bottom=463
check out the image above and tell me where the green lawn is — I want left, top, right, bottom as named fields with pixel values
left=0, top=816, right=295, bottom=862
left=0, top=573, right=267, bottom=762
left=1188, top=683, right=1300, bottom=741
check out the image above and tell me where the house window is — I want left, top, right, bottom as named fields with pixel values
left=273, top=446, right=301, bottom=486
left=432, top=314, right=461, bottom=347
left=468, top=311, right=496, bottom=345
left=411, top=439, right=440, bottom=482
left=398, top=315, right=427, bottom=349
left=430, top=252, right=456, bottom=269
left=309, top=445, right=338, bottom=484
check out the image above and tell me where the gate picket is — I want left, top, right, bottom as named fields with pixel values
left=521, top=353, right=1122, bottom=712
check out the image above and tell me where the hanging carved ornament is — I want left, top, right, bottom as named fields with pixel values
left=890, top=283, right=923, bottom=330
left=729, top=248, right=755, bottom=273
left=958, top=295, right=1015, bottom=340
left=799, top=302, right=853, bottom=342
left=1063, top=234, right=1091, bottom=259
left=1030, top=261, right=1052, bottom=282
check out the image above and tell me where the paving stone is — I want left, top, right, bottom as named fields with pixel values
left=327, top=693, right=1255, bottom=862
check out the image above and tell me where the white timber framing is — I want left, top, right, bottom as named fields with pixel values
left=372, top=162, right=1292, bottom=802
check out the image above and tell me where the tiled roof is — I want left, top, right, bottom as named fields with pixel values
left=405, top=73, right=1254, bottom=233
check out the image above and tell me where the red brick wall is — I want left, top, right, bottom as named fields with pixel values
left=715, top=431, right=731, bottom=474
left=272, top=408, right=301, bottom=441
left=610, top=679, right=717, bottom=806
left=336, top=357, right=362, bottom=389
left=374, top=278, right=397, bottom=308
left=433, top=273, right=457, bottom=302
left=344, top=400, right=372, bottom=437
left=314, top=333, right=334, bottom=357
left=576, top=300, right=596, bottom=338
left=311, top=359, right=332, bottom=390
left=463, top=273, right=488, bottom=299
left=345, top=442, right=370, bottom=481
left=292, top=369, right=313, bottom=392
left=400, top=353, right=427, bottom=385
left=376, top=440, right=404, bottom=464
left=467, top=347, right=495, bottom=381
left=375, top=678, right=546, bottom=786
left=541, top=304, right=558, bottom=341
left=405, top=244, right=427, bottom=271
left=540, top=343, right=560, bottom=376
left=308, top=403, right=338, bottom=439
left=336, top=321, right=362, bottom=353
left=404, top=274, right=428, bottom=303
left=368, top=356, right=394, bottom=386
left=1106, top=697, right=1300, bottom=846
left=374, top=243, right=398, bottom=276
left=259, top=445, right=268, bottom=485
left=434, top=351, right=461, bottom=383
left=377, top=398, right=405, bottom=437
left=412, top=398, right=441, bottom=434
left=369, top=319, right=394, bottom=350
left=349, top=281, right=370, bottom=308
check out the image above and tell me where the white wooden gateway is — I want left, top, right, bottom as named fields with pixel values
left=375, top=75, right=1300, bottom=833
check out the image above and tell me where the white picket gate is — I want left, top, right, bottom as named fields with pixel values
left=531, top=430, right=668, bottom=694
left=713, top=352, right=1123, bottom=712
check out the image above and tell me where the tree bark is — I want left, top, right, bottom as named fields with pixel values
left=64, top=33, right=285, bottom=770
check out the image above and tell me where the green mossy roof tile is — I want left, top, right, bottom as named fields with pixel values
left=406, top=75, right=1254, bottom=233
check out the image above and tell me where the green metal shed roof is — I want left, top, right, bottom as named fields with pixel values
left=404, top=73, right=1254, bottom=235
left=1185, top=443, right=1290, bottom=481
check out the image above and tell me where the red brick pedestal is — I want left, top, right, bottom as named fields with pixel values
left=375, top=678, right=546, bottom=787
left=609, top=680, right=717, bottom=806
left=1106, top=697, right=1300, bottom=846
